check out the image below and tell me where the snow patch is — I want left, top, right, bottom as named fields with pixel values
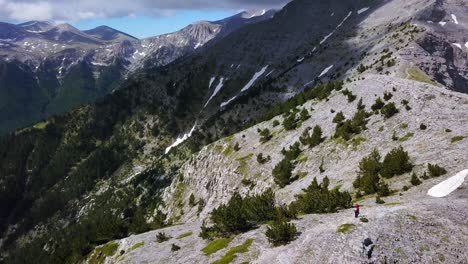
left=297, top=57, right=304, bottom=62
left=439, top=21, right=446, bottom=26
left=451, top=14, right=458, bottom=25
left=221, top=96, right=237, bottom=108
left=91, top=62, right=110, bottom=67
left=428, top=170, right=468, bottom=198
left=194, top=42, right=203, bottom=49
left=209, top=77, right=216, bottom=88
left=452, top=43, right=462, bottom=50
left=318, top=65, right=334, bottom=78
left=357, top=7, right=370, bottom=15
left=319, top=11, right=352, bottom=45
left=240, top=65, right=269, bottom=92
left=204, top=77, right=225, bottom=108
left=265, top=70, right=274, bottom=77
left=465, top=42, right=468, bottom=49
left=165, top=124, right=197, bottom=154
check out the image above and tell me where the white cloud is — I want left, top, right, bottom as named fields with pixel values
left=1, top=1, right=53, bottom=21
left=0, top=0, right=289, bottom=22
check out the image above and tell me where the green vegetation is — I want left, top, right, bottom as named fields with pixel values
left=273, top=142, right=302, bottom=187
left=189, top=194, right=196, bottom=207
left=177, top=232, right=193, bottom=239
left=256, top=153, right=271, bottom=164
left=283, top=112, right=298, bottom=130
left=299, top=108, right=310, bottom=122
left=371, top=98, right=385, bottom=111
left=334, top=110, right=369, bottom=141
left=212, top=239, right=253, bottom=264
left=291, top=177, right=352, bottom=214
left=202, top=238, right=233, bottom=255
left=406, top=66, right=438, bottom=86
left=337, top=224, right=356, bottom=234
left=299, top=125, right=324, bottom=148
left=333, top=112, right=345, bottom=124
left=360, top=217, right=369, bottom=223
left=380, top=146, right=413, bottom=178
left=353, top=147, right=410, bottom=195
left=272, top=120, right=280, bottom=127
left=171, top=244, right=181, bottom=252
left=427, top=164, right=447, bottom=178
left=380, top=102, right=399, bottom=118
left=261, top=82, right=343, bottom=122
left=451, top=136, right=465, bottom=143
left=383, top=92, right=393, bottom=101
left=209, top=190, right=278, bottom=235
left=410, top=172, right=422, bottom=186
left=266, top=221, right=297, bottom=246
left=129, top=242, right=144, bottom=252
left=258, top=128, right=273, bottom=143
left=156, top=232, right=171, bottom=243
left=376, top=196, right=385, bottom=204
left=88, top=242, right=119, bottom=264
left=419, top=123, right=427, bottom=130
left=399, top=133, right=414, bottom=142
left=33, top=121, right=49, bottom=129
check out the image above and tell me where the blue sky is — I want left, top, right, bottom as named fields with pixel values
left=74, top=10, right=237, bottom=39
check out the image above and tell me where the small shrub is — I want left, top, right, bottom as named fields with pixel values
left=383, top=92, right=393, bottom=101
left=189, top=194, right=196, bottom=207
left=445, top=128, right=452, bottom=133
left=392, top=131, right=399, bottom=141
left=421, top=172, right=429, bottom=180
left=234, top=142, right=240, bottom=151
left=256, top=153, right=270, bottom=164
left=381, top=103, right=399, bottom=118
left=156, top=232, right=171, bottom=243
left=272, top=120, right=280, bottom=127
left=265, top=221, right=297, bottom=246
left=410, top=172, right=422, bottom=186
left=419, top=123, right=427, bottom=130
left=357, top=98, right=365, bottom=111
left=259, top=128, right=273, bottom=143
left=171, top=244, right=181, bottom=252
left=402, top=186, right=410, bottom=191
left=360, top=217, right=369, bottom=223
left=198, top=199, right=205, bottom=214
left=371, top=98, right=385, bottom=111
left=428, top=164, right=447, bottom=178
left=347, top=93, right=357, bottom=103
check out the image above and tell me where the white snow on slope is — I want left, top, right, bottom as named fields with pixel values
left=297, top=57, right=304, bottom=62
left=453, top=43, right=462, bottom=50
left=221, top=96, right=237, bottom=108
left=240, top=65, right=269, bottom=92
left=204, top=77, right=225, bottom=108
left=194, top=42, right=203, bottom=49
left=319, top=11, right=352, bottom=45
left=451, top=14, right=459, bottom=24
left=165, top=124, right=197, bottom=154
left=265, top=70, right=274, bottom=77
left=428, top=170, right=468, bottom=198
left=465, top=42, right=468, bottom=49
left=209, top=77, right=216, bottom=88
left=318, top=65, right=334, bottom=78
left=357, top=7, right=370, bottom=15
left=439, top=21, right=447, bottom=26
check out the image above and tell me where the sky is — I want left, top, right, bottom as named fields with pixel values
left=0, top=0, right=289, bottom=38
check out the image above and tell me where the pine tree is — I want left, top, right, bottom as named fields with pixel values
left=189, top=194, right=196, bottom=207
left=353, top=149, right=382, bottom=194
left=309, top=125, right=324, bottom=148
left=273, top=158, right=294, bottom=188
left=380, top=146, right=413, bottom=178
left=371, top=97, right=385, bottom=111
left=265, top=221, right=297, bottom=246
left=299, top=108, right=310, bottom=121
left=357, top=98, right=365, bottom=111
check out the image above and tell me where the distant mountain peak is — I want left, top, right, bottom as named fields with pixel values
left=83, top=25, right=138, bottom=41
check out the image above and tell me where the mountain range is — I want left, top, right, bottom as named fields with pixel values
left=0, top=10, right=275, bottom=134
left=0, top=0, right=467, bottom=263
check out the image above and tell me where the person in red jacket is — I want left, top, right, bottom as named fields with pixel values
left=354, top=204, right=360, bottom=218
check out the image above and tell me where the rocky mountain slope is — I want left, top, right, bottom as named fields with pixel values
left=0, top=0, right=467, bottom=263
left=0, top=10, right=275, bottom=134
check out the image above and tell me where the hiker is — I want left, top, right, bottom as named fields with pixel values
left=354, top=204, right=360, bottom=218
